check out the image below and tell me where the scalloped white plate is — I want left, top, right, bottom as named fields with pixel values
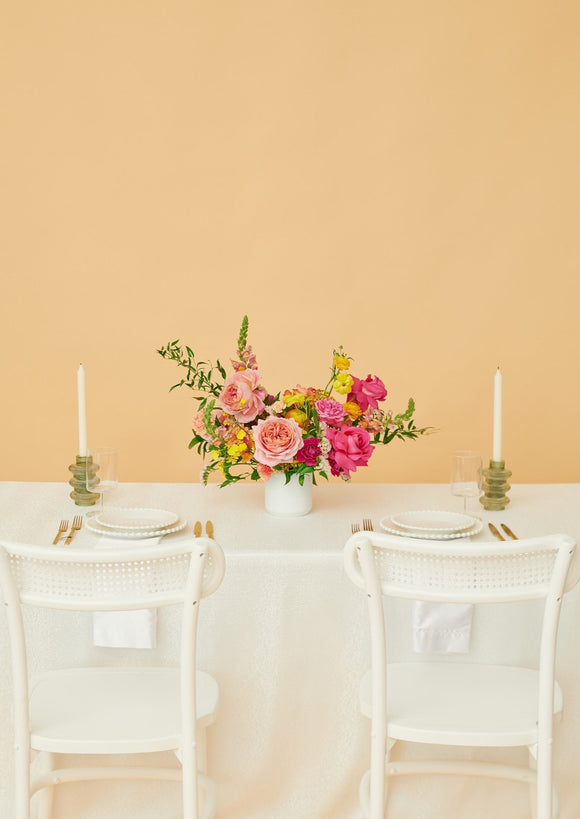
left=86, top=513, right=186, bottom=539
left=95, top=507, right=179, bottom=531
left=390, top=510, right=476, bottom=533
left=380, top=515, right=483, bottom=540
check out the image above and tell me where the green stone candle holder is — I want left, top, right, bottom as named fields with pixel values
left=68, top=455, right=100, bottom=507
left=480, top=459, right=512, bottom=511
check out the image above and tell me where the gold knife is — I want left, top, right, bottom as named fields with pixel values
left=488, top=523, right=505, bottom=541
left=500, top=523, right=518, bottom=540
left=193, top=520, right=202, bottom=538
left=205, top=520, right=214, bottom=539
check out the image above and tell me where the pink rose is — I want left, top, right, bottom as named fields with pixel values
left=219, top=369, right=266, bottom=423
left=315, top=398, right=346, bottom=427
left=253, top=416, right=304, bottom=466
left=347, top=375, right=387, bottom=412
left=295, top=437, right=321, bottom=467
left=325, top=426, right=375, bottom=477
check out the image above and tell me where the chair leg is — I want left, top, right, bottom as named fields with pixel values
left=14, top=743, right=30, bottom=819
left=34, top=752, right=55, bottom=819
left=536, top=742, right=553, bottom=819
left=384, top=738, right=397, bottom=814
left=528, top=748, right=538, bottom=819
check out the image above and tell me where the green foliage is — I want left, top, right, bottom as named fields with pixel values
left=157, top=340, right=225, bottom=399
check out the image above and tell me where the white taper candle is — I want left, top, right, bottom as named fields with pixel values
left=77, top=364, right=87, bottom=456
left=492, top=366, right=502, bottom=462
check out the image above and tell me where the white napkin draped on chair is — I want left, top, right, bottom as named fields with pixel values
left=412, top=535, right=475, bottom=653
left=92, top=536, right=161, bottom=649
left=412, top=600, right=473, bottom=653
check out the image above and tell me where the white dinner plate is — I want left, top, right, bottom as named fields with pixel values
left=390, top=510, right=476, bottom=533
left=380, top=515, right=483, bottom=540
left=96, top=507, right=180, bottom=532
left=86, top=513, right=186, bottom=539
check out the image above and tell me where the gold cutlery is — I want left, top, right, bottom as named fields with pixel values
left=500, top=523, right=518, bottom=540
left=64, top=515, right=83, bottom=545
left=351, top=522, right=360, bottom=534
left=362, top=518, right=374, bottom=532
left=205, top=520, right=214, bottom=539
left=52, top=519, right=69, bottom=545
left=193, top=520, right=202, bottom=538
left=488, top=522, right=505, bottom=541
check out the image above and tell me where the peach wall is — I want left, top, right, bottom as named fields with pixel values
left=1, top=1, right=579, bottom=484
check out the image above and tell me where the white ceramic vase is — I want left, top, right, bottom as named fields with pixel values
left=264, top=472, right=313, bottom=517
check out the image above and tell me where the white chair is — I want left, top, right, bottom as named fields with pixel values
left=343, top=531, right=577, bottom=819
left=0, top=535, right=225, bottom=819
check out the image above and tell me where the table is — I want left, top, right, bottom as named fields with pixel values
left=1, top=481, right=579, bottom=818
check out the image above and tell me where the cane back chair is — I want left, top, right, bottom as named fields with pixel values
left=0, top=535, right=225, bottom=819
left=343, top=531, right=576, bottom=819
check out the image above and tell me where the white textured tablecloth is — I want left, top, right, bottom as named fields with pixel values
left=1, top=481, right=580, bottom=819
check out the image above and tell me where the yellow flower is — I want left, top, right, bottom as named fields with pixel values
left=344, top=401, right=362, bottom=420
left=285, top=408, right=307, bottom=427
left=283, top=391, right=306, bottom=407
left=236, top=429, right=246, bottom=440
left=334, top=354, right=350, bottom=371
left=334, top=373, right=353, bottom=395
left=210, top=449, right=220, bottom=460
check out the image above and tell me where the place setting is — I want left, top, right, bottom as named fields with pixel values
left=85, top=507, right=187, bottom=540
left=82, top=454, right=187, bottom=542
left=380, top=450, right=484, bottom=541
left=380, top=508, right=483, bottom=540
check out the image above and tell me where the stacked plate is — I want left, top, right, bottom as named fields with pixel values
left=86, top=507, right=187, bottom=539
left=380, top=510, right=482, bottom=540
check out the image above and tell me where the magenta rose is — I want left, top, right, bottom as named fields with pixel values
left=253, top=416, right=304, bottom=466
left=325, top=426, right=375, bottom=477
left=295, top=437, right=321, bottom=467
left=347, top=375, right=387, bottom=412
left=315, top=398, right=345, bottom=426
left=219, top=369, right=266, bottom=423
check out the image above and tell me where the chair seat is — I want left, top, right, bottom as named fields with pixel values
left=29, top=666, right=219, bottom=754
left=360, top=663, right=563, bottom=748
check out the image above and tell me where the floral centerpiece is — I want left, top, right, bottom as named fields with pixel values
left=158, top=317, right=430, bottom=491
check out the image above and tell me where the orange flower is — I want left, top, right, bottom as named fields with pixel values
left=344, top=401, right=362, bottom=421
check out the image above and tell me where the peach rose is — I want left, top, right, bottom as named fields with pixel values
left=219, top=369, right=266, bottom=423
left=253, top=416, right=304, bottom=466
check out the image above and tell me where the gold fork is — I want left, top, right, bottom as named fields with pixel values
left=193, top=520, right=202, bottom=537
left=65, top=515, right=83, bottom=545
left=351, top=522, right=360, bottom=534
left=206, top=520, right=214, bottom=539
left=52, top=519, right=69, bottom=545
left=362, top=518, right=374, bottom=532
